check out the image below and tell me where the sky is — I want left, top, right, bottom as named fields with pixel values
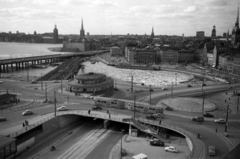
left=0, top=0, right=239, bottom=36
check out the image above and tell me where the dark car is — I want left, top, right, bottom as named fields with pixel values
left=203, top=112, right=214, bottom=118
left=150, top=139, right=164, bottom=146
left=0, top=117, right=7, bottom=122
left=145, top=115, right=156, bottom=120
left=201, top=83, right=206, bottom=86
left=192, top=116, right=204, bottom=122
left=92, top=106, right=102, bottom=111
left=165, top=106, right=173, bottom=111
left=187, top=84, right=192, bottom=87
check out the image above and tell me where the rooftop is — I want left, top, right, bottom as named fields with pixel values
left=75, top=72, right=105, bottom=80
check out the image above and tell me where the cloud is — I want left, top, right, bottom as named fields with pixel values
left=184, top=6, right=198, bottom=13
left=92, top=0, right=119, bottom=7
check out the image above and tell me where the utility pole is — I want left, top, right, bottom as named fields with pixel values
left=171, top=82, right=173, bottom=97
left=131, top=74, right=133, bottom=93
left=27, top=62, right=29, bottom=82
left=237, top=95, right=239, bottom=114
left=225, top=105, right=229, bottom=133
left=45, top=82, right=48, bottom=101
left=54, top=91, right=57, bottom=117
left=202, top=91, right=205, bottom=115
left=133, top=94, right=136, bottom=119
left=175, top=73, right=177, bottom=85
left=61, top=78, right=63, bottom=93
left=41, top=73, right=43, bottom=91
left=149, top=85, right=152, bottom=105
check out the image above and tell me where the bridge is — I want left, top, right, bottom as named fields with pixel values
left=0, top=50, right=108, bottom=73
left=1, top=110, right=202, bottom=159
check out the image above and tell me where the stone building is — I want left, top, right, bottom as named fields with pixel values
left=67, top=72, right=114, bottom=95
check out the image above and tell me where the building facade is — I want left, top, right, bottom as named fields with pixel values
left=110, top=46, right=121, bottom=56
left=160, top=48, right=178, bottom=64
left=232, top=7, right=240, bottom=45
left=127, top=49, right=159, bottom=65
left=178, top=49, right=195, bottom=63
left=67, top=72, right=114, bottom=94
left=196, top=31, right=205, bottom=38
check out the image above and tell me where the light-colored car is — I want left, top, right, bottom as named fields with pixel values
left=53, top=80, right=59, bottom=83
left=214, top=118, right=226, bottom=124
left=0, top=81, right=3, bottom=84
left=57, top=106, right=68, bottom=111
left=162, top=87, right=168, bottom=90
left=165, top=146, right=178, bottom=153
left=22, top=110, right=33, bottom=116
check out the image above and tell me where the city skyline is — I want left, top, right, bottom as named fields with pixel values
left=0, top=0, right=239, bottom=36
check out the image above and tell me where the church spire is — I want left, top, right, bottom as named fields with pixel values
left=151, top=26, right=154, bottom=39
left=81, top=18, right=84, bottom=31
left=236, top=5, right=239, bottom=27
left=80, top=18, right=85, bottom=39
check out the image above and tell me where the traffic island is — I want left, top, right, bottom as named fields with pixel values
left=160, top=97, right=216, bottom=112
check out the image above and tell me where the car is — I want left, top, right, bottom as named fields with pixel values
left=145, top=115, right=156, bottom=120
left=209, top=146, right=216, bottom=156
left=203, top=112, right=214, bottom=118
left=214, top=118, right=226, bottom=124
left=162, top=87, right=168, bottom=90
left=201, top=83, right=206, bottom=86
left=0, top=81, right=3, bottom=84
left=31, top=80, right=38, bottom=84
left=192, top=116, right=204, bottom=122
left=165, top=106, right=173, bottom=111
left=150, top=139, right=164, bottom=146
left=165, top=146, right=178, bottom=153
left=53, top=80, right=59, bottom=83
left=187, top=84, right=192, bottom=87
left=22, top=110, right=33, bottom=116
left=57, top=106, right=68, bottom=111
left=152, top=113, right=163, bottom=119
left=0, top=117, right=7, bottom=122
left=92, top=106, right=102, bottom=111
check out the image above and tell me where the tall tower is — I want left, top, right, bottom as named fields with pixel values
left=80, top=19, right=85, bottom=40
left=211, top=25, right=216, bottom=39
left=53, top=24, right=58, bottom=43
left=232, top=6, right=240, bottom=45
left=151, top=27, right=154, bottom=39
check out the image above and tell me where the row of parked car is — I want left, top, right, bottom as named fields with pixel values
left=149, top=138, right=178, bottom=153
left=191, top=112, right=227, bottom=124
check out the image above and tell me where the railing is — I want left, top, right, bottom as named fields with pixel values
left=137, top=118, right=204, bottom=159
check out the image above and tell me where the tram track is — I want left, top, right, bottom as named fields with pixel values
left=58, top=125, right=113, bottom=159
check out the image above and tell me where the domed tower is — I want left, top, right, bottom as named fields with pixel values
left=53, top=24, right=58, bottom=43
left=211, top=25, right=216, bottom=39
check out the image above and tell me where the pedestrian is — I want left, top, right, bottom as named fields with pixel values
left=23, top=123, right=25, bottom=127
left=89, top=110, right=91, bottom=114
left=215, top=128, right=218, bottom=133
left=25, top=120, right=29, bottom=126
left=88, top=110, right=90, bottom=114
left=109, top=113, right=111, bottom=119
left=159, top=120, right=161, bottom=125
left=107, top=110, right=109, bottom=114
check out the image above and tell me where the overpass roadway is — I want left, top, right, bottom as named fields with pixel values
left=1, top=79, right=240, bottom=158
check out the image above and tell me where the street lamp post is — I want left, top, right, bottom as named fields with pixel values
left=61, top=78, right=63, bottom=93
left=202, top=91, right=205, bottom=115
left=133, top=94, right=136, bottom=119
left=54, top=91, right=57, bottom=117
left=149, top=85, right=152, bottom=105
left=41, top=73, right=43, bottom=91
left=120, top=129, right=125, bottom=159
left=45, top=82, right=48, bottom=101
left=171, top=82, right=173, bottom=97
left=131, top=74, right=133, bottom=93
left=225, top=104, right=229, bottom=133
